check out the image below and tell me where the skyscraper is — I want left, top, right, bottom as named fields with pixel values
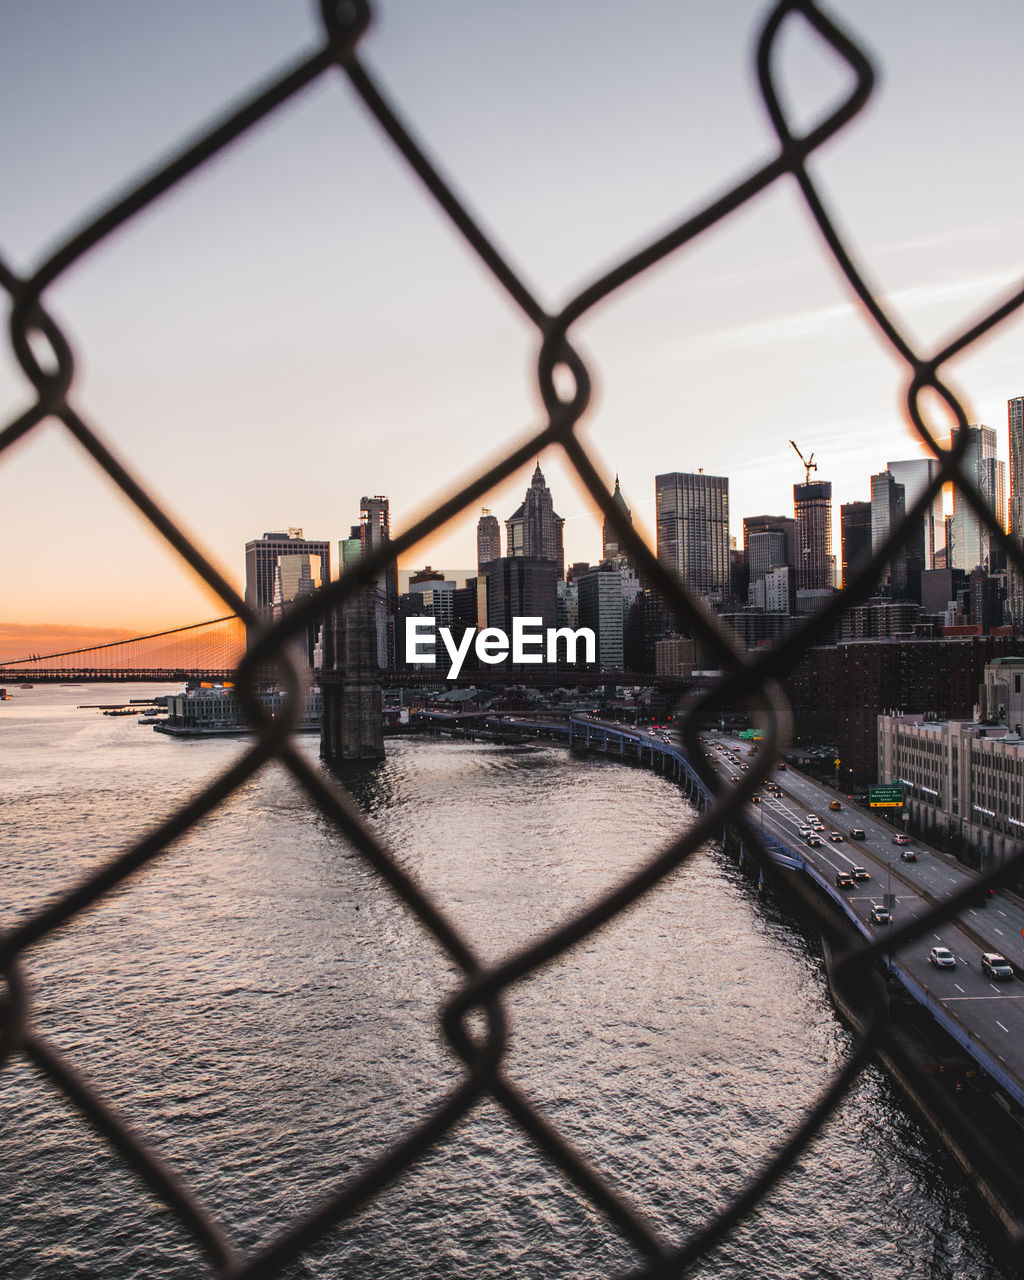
left=840, top=501, right=872, bottom=588
left=244, top=528, right=331, bottom=668
left=793, top=481, right=834, bottom=591
left=1008, top=397, right=1024, bottom=623
left=506, top=463, right=565, bottom=575
left=950, top=425, right=1002, bottom=572
left=656, top=471, right=730, bottom=598
left=743, top=514, right=797, bottom=579
left=358, top=495, right=398, bottom=667
left=602, top=475, right=632, bottom=560
left=886, top=457, right=944, bottom=571
left=870, top=471, right=907, bottom=598
left=476, top=508, right=501, bottom=570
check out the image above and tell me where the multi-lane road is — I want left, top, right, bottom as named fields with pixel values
left=701, top=731, right=1024, bottom=1093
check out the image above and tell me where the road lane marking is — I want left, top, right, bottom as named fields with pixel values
left=997, top=909, right=1007, bottom=917
left=996, top=1021, right=1010, bottom=1033
left=954, top=984, right=965, bottom=993
left=994, top=927, right=1005, bottom=936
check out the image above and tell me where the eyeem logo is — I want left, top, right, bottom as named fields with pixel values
left=407, top=616, right=596, bottom=679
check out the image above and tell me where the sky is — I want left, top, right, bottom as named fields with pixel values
left=2, top=1, right=1023, bottom=657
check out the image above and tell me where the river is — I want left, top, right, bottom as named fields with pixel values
left=0, top=684, right=1014, bottom=1278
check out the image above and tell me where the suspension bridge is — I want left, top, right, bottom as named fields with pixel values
left=0, top=617, right=247, bottom=683
left=0, top=614, right=704, bottom=695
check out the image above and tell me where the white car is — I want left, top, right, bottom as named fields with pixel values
left=929, top=946, right=956, bottom=969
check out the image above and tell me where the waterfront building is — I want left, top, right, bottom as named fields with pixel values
left=506, top=463, right=565, bottom=575
left=160, top=683, right=322, bottom=735
left=793, top=480, right=834, bottom=591
left=656, top=471, right=730, bottom=599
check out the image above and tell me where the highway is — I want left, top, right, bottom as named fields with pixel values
left=703, top=730, right=1024, bottom=1093
left=513, top=713, right=1024, bottom=1099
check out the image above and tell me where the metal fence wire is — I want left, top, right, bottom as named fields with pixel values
left=3, top=0, right=1024, bottom=1275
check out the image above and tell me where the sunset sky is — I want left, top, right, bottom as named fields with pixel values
left=2, top=1, right=1023, bottom=657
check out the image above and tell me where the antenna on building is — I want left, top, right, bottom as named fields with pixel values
left=789, top=440, right=817, bottom=484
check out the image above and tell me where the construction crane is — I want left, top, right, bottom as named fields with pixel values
left=789, top=439, right=817, bottom=485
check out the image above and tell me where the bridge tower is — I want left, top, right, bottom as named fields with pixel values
left=320, top=584, right=385, bottom=764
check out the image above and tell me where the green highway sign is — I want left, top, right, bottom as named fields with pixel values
left=738, top=729, right=762, bottom=740
left=869, top=784, right=903, bottom=808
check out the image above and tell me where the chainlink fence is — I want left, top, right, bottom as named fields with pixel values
left=3, top=0, right=1024, bottom=1275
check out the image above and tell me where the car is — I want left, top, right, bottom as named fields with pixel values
left=850, top=828, right=866, bottom=840
left=807, top=835, right=823, bottom=847
left=929, top=946, right=956, bottom=969
left=899, top=848, right=918, bottom=862
left=869, top=905, right=892, bottom=925
left=981, top=953, right=1014, bottom=980
left=893, top=834, right=911, bottom=845
left=829, top=800, right=842, bottom=811
left=850, top=866, right=870, bottom=881
left=778, top=762, right=787, bottom=771
left=731, top=775, right=741, bottom=782
left=799, top=826, right=813, bottom=838
left=751, top=793, right=761, bottom=803
left=836, top=871, right=855, bottom=889
left=829, top=831, right=844, bottom=843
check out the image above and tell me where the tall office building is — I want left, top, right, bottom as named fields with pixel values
left=476, top=509, right=501, bottom=570
left=1008, top=397, right=1024, bottom=623
left=870, top=471, right=907, bottom=598
left=577, top=563, right=627, bottom=669
left=656, top=471, right=730, bottom=599
left=358, top=495, right=398, bottom=667
left=602, top=475, right=633, bottom=560
left=482, top=557, right=559, bottom=636
left=887, top=457, right=944, bottom=570
left=793, top=481, right=834, bottom=591
left=746, top=529, right=787, bottom=588
left=743, top=514, right=797, bottom=572
left=840, top=501, right=872, bottom=587
left=950, top=424, right=1003, bottom=572
left=244, top=528, right=330, bottom=667
left=506, top=463, right=565, bottom=575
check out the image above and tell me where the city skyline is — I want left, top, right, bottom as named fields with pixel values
left=3, top=2, right=1024, bottom=649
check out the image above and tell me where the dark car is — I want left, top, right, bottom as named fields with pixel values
left=981, top=953, right=1014, bottom=980
left=893, top=834, right=911, bottom=845
left=850, top=828, right=866, bottom=840
left=869, top=905, right=892, bottom=925
left=899, top=848, right=918, bottom=862
left=836, top=871, right=855, bottom=889
left=850, top=866, right=871, bottom=881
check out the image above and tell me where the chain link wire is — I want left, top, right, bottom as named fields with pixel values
left=3, top=0, right=1024, bottom=1274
